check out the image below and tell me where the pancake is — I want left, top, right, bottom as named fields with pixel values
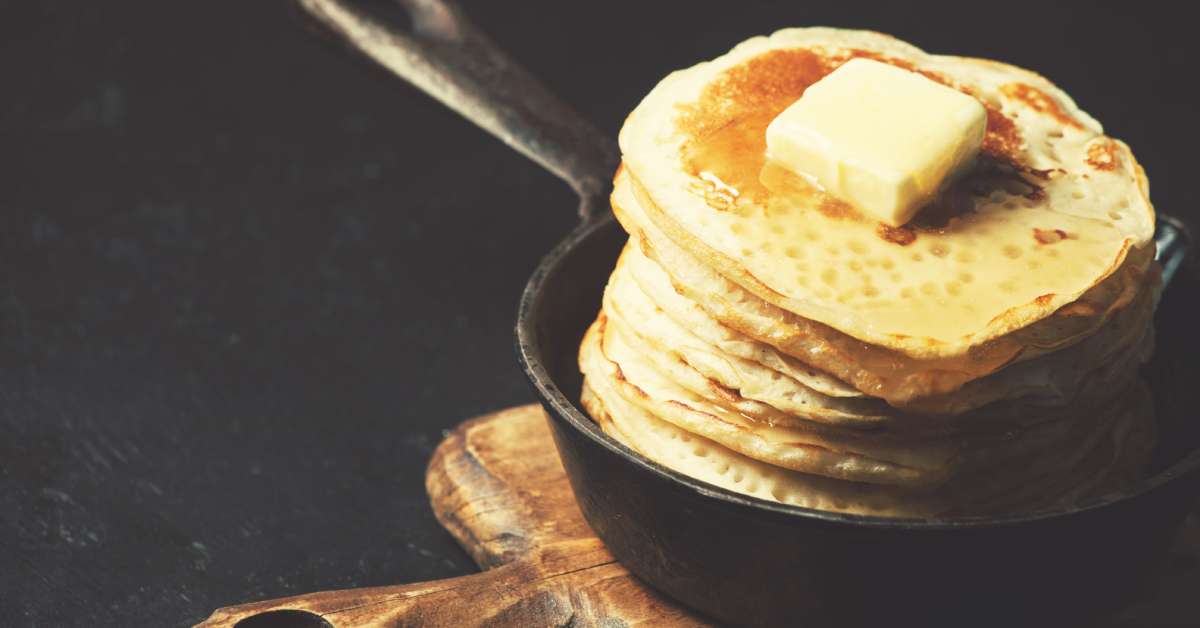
left=615, top=169, right=1154, bottom=406
left=605, top=246, right=886, bottom=425
left=622, top=236, right=862, bottom=399
left=582, top=380, right=941, bottom=517
left=620, top=28, right=1154, bottom=361
left=580, top=325, right=947, bottom=516
left=581, top=324, right=1155, bottom=517
left=589, top=314, right=938, bottom=486
left=577, top=27, right=1159, bottom=518
left=592, top=301, right=1148, bottom=482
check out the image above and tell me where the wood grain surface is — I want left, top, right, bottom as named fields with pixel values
left=199, top=405, right=1199, bottom=627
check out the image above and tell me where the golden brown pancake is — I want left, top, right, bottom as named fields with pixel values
left=578, top=27, right=1159, bottom=516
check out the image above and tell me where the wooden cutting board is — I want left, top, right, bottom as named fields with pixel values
left=198, top=404, right=1199, bottom=627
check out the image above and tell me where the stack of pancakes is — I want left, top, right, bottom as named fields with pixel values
left=578, top=29, right=1160, bottom=517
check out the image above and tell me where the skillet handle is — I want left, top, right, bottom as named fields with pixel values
left=1155, top=214, right=1192, bottom=290
left=297, top=0, right=620, bottom=221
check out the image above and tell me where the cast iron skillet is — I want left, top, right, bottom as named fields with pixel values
left=301, top=1, right=1200, bottom=625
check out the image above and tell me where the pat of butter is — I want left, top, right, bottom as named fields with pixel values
left=765, top=58, right=986, bottom=226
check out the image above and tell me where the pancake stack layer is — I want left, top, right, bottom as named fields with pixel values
left=578, top=29, right=1160, bottom=517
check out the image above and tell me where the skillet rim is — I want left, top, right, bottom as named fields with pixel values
left=515, top=212, right=1200, bottom=531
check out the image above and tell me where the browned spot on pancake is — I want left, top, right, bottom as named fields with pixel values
left=1033, top=228, right=1070, bottom=244
left=709, top=380, right=743, bottom=403
left=664, top=399, right=694, bottom=413
left=1035, top=293, right=1056, bottom=306
left=1057, top=301, right=1099, bottom=317
left=877, top=223, right=917, bottom=246
left=675, top=48, right=829, bottom=139
left=610, top=360, right=628, bottom=384
left=1086, top=140, right=1120, bottom=171
left=817, top=195, right=856, bottom=220
left=676, top=49, right=831, bottom=209
left=1000, top=83, right=1084, bottom=130
left=981, top=107, right=1023, bottom=167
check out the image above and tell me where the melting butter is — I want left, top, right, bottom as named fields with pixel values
left=765, top=58, right=986, bottom=227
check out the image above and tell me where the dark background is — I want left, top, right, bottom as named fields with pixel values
left=1, top=1, right=1197, bottom=626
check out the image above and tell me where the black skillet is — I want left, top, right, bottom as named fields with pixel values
left=299, top=1, right=1200, bottom=625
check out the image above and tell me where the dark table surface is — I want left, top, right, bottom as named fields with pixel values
left=3, top=1, right=1199, bottom=626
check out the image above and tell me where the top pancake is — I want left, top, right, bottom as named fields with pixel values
left=619, top=28, right=1155, bottom=358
